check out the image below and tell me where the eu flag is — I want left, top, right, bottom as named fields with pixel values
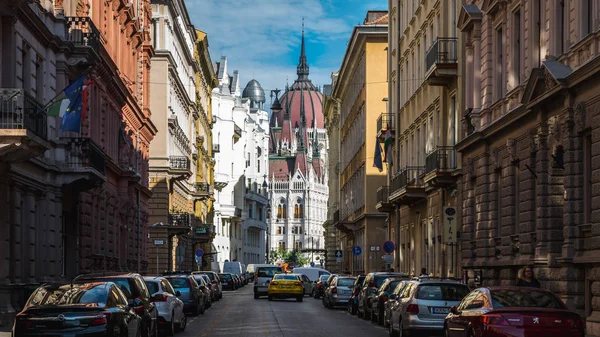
left=60, top=75, right=85, bottom=133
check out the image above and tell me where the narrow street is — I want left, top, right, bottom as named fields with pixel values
left=179, top=285, right=388, bottom=337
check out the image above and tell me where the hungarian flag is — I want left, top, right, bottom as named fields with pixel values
left=373, top=137, right=383, bottom=172
left=383, top=129, right=393, bottom=166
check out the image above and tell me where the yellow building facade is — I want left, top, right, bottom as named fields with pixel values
left=331, top=11, right=389, bottom=274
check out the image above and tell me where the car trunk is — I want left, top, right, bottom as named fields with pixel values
left=20, top=306, right=107, bottom=331
left=490, top=307, right=583, bottom=333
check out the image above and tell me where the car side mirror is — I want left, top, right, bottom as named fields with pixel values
left=450, top=306, right=460, bottom=315
left=389, top=294, right=397, bottom=300
left=127, top=298, right=142, bottom=308
left=175, top=291, right=181, bottom=296
left=152, top=293, right=163, bottom=301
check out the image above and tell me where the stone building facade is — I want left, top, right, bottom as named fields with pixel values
left=330, top=11, right=388, bottom=274
left=384, top=0, right=462, bottom=278
left=0, top=0, right=156, bottom=326
left=455, top=0, right=600, bottom=334
left=147, top=0, right=211, bottom=273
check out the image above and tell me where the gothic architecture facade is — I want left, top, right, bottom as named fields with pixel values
left=268, top=30, right=329, bottom=265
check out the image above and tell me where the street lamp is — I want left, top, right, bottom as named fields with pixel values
left=262, top=174, right=268, bottom=188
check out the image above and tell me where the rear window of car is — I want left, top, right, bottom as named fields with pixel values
left=102, top=278, right=140, bottom=299
left=27, top=284, right=108, bottom=307
left=416, top=284, right=470, bottom=301
left=219, top=274, right=231, bottom=279
left=257, top=267, right=282, bottom=277
left=145, top=281, right=159, bottom=294
left=490, top=289, right=565, bottom=309
left=337, top=278, right=356, bottom=287
left=168, top=278, right=190, bottom=289
left=319, top=275, right=329, bottom=282
left=202, top=273, right=215, bottom=281
left=374, top=275, right=397, bottom=287
left=193, top=276, right=205, bottom=285
left=388, top=280, right=403, bottom=291
left=274, top=274, right=299, bottom=281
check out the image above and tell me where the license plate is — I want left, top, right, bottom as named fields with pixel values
left=342, top=290, right=351, bottom=295
left=431, top=307, right=450, bottom=314
left=280, top=285, right=291, bottom=288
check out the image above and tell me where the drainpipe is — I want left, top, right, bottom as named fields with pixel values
left=136, top=131, right=141, bottom=272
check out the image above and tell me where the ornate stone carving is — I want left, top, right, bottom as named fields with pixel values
left=507, top=138, right=517, bottom=164
left=466, top=158, right=475, bottom=180
left=544, top=69, right=558, bottom=90
left=574, top=102, right=586, bottom=132
left=490, top=148, right=500, bottom=170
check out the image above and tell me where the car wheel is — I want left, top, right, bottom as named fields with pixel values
left=199, top=302, right=205, bottom=315
left=297, top=296, right=303, bottom=302
left=378, top=308, right=384, bottom=325
left=363, top=306, right=371, bottom=320
left=254, top=293, right=259, bottom=299
left=371, top=308, right=377, bottom=323
left=399, top=321, right=411, bottom=337
left=268, top=295, right=273, bottom=301
left=322, top=298, right=328, bottom=308
left=136, top=323, right=142, bottom=337
left=384, top=310, right=390, bottom=328
left=175, top=314, right=187, bottom=332
left=165, top=312, right=175, bottom=336
left=311, top=288, right=316, bottom=297
left=220, top=292, right=223, bottom=299
left=357, top=307, right=363, bottom=318
left=389, top=320, right=399, bottom=337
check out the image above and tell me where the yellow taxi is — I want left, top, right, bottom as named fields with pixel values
left=267, top=273, right=304, bottom=302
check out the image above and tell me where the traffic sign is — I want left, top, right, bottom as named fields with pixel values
left=383, top=241, right=396, bottom=253
left=310, top=261, right=315, bottom=267
left=352, top=246, right=362, bottom=256
left=335, top=250, right=343, bottom=258
left=336, top=257, right=342, bottom=263
left=154, top=239, right=164, bottom=245
left=382, top=254, right=394, bottom=264
left=195, top=248, right=204, bottom=257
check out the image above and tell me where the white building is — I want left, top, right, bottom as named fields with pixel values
left=267, top=30, right=329, bottom=266
left=211, top=57, right=269, bottom=270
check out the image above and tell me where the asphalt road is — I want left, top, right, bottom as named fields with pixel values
left=176, top=283, right=389, bottom=337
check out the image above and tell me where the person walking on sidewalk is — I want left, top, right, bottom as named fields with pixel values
left=517, top=266, right=541, bottom=288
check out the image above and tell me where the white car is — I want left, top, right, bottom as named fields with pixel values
left=144, top=276, right=187, bottom=336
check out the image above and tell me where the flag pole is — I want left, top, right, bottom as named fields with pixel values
left=42, top=67, right=94, bottom=110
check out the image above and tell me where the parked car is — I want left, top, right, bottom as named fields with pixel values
left=389, top=278, right=470, bottom=337
left=267, top=273, right=304, bottom=302
left=144, top=276, right=187, bottom=335
left=194, top=274, right=213, bottom=309
left=322, top=276, right=356, bottom=309
left=163, top=274, right=205, bottom=316
left=193, top=271, right=222, bottom=301
left=254, top=265, right=284, bottom=299
left=371, top=278, right=406, bottom=325
left=292, top=267, right=331, bottom=283
left=297, top=274, right=315, bottom=296
left=358, top=272, right=407, bottom=319
left=444, top=286, right=585, bottom=337
left=347, top=274, right=366, bottom=315
left=313, top=274, right=331, bottom=299
left=219, top=273, right=236, bottom=290
left=73, top=272, right=157, bottom=337
left=13, top=282, right=142, bottom=337
left=383, top=280, right=409, bottom=328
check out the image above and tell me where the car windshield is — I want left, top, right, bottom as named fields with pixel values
left=202, top=273, right=215, bottom=281
left=374, top=275, right=398, bottom=287
left=257, top=267, right=281, bottom=277
left=101, top=278, right=140, bottom=299
left=194, top=276, right=206, bottom=285
left=337, top=278, right=356, bottom=286
left=274, top=274, right=298, bottom=281
left=319, top=275, right=329, bottom=282
left=168, top=278, right=190, bottom=289
left=145, top=281, right=159, bottom=294
left=490, top=289, right=565, bottom=309
left=26, top=283, right=108, bottom=307
left=388, top=280, right=403, bottom=291
left=416, top=284, right=470, bottom=301
left=220, top=274, right=231, bottom=279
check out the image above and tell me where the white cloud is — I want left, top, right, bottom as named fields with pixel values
left=187, top=0, right=352, bottom=92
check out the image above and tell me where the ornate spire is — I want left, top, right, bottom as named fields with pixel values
left=296, top=18, right=309, bottom=82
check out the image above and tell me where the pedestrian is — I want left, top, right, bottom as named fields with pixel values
left=517, top=266, right=541, bottom=288
left=419, top=268, right=428, bottom=277
left=389, top=267, right=395, bottom=272
left=344, top=268, right=351, bottom=275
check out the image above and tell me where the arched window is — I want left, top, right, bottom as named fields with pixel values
left=282, top=204, right=287, bottom=218
left=294, top=205, right=299, bottom=218
left=277, top=205, right=282, bottom=218
left=299, top=204, right=304, bottom=218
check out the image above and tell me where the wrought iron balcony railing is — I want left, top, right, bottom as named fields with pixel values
left=425, top=38, right=458, bottom=71
left=391, top=166, right=425, bottom=192
left=234, top=207, right=242, bottom=217
left=196, top=182, right=213, bottom=194
left=376, top=186, right=390, bottom=204
left=65, top=16, right=100, bottom=53
left=63, top=137, right=105, bottom=174
left=377, top=113, right=395, bottom=132
left=169, top=156, right=190, bottom=170
left=168, top=212, right=192, bottom=227
left=0, top=88, right=47, bottom=139
left=425, top=146, right=456, bottom=174
left=333, top=210, right=340, bottom=224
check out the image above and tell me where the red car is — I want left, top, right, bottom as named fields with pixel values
left=444, top=286, right=585, bottom=337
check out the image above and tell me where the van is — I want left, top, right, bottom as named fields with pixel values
left=223, top=261, right=243, bottom=276
left=253, top=265, right=283, bottom=299
left=292, top=267, right=331, bottom=282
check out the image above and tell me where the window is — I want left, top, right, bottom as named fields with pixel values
left=512, top=9, right=522, bottom=88
left=278, top=241, right=286, bottom=250
left=514, top=162, right=521, bottom=233
left=496, top=169, right=502, bottom=236
left=294, top=204, right=299, bottom=218
left=294, top=241, right=302, bottom=251
left=582, top=0, right=594, bottom=37
left=584, top=132, right=592, bottom=223
left=277, top=205, right=282, bottom=219
left=35, top=55, right=44, bottom=102
left=533, top=0, right=543, bottom=67
left=496, top=27, right=505, bottom=99
left=559, top=0, right=568, bottom=54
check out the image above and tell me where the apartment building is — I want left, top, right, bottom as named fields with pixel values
left=331, top=11, right=388, bottom=274
left=455, top=1, right=600, bottom=334
left=384, top=0, right=461, bottom=277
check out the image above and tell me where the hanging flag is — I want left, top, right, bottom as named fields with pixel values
left=47, top=98, right=70, bottom=117
left=46, top=74, right=85, bottom=117
left=373, top=137, right=383, bottom=172
left=80, top=79, right=95, bottom=121
left=60, top=75, right=85, bottom=133
left=383, top=129, right=393, bottom=166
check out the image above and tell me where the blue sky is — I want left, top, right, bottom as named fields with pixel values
left=186, top=0, right=386, bottom=98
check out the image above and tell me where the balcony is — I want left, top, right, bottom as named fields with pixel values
left=333, top=210, right=340, bottom=224
left=0, top=89, right=50, bottom=161
left=377, top=113, right=395, bottom=142
left=58, top=137, right=106, bottom=190
left=423, top=146, right=457, bottom=187
left=212, top=143, right=220, bottom=153
left=234, top=207, right=242, bottom=218
left=168, top=212, right=193, bottom=227
left=389, top=167, right=426, bottom=206
left=375, top=186, right=395, bottom=213
left=169, top=155, right=191, bottom=176
left=194, top=182, right=213, bottom=200
left=245, top=182, right=268, bottom=205
left=66, top=16, right=101, bottom=65
left=425, top=38, right=458, bottom=86
left=233, top=124, right=242, bottom=140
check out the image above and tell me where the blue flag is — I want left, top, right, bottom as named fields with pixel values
left=60, top=75, right=85, bottom=133
left=373, top=137, right=383, bottom=172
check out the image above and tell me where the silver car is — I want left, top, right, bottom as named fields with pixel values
left=144, top=277, right=187, bottom=335
left=322, top=276, right=356, bottom=308
left=389, top=278, right=470, bottom=337
left=253, top=265, right=283, bottom=299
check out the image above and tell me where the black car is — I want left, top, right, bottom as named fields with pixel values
left=219, top=273, right=236, bottom=290
left=347, top=274, right=366, bottom=315
left=13, top=282, right=142, bottom=337
left=74, top=272, right=158, bottom=337
left=194, top=271, right=222, bottom=300
left=163, top=275, right=206, bottom=316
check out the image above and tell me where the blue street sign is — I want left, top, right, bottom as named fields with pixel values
left=195, top=248, right=204, bottom=257
left=352, top=246, right=362, bottom=256
left=310, top=261, right=315, bottom=267
left=335, top=250, right=343, bottom=258
left=383, top=241, right=396, bottom=254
